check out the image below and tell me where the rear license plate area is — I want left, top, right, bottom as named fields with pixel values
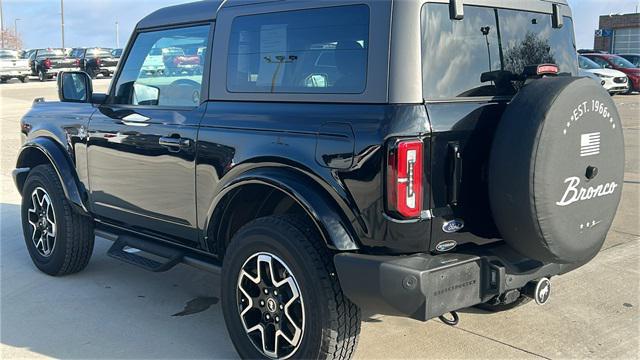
left=423, top=257, right=483, bottom=319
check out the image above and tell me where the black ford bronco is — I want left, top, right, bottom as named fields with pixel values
left=13, top=0, right=625, bottom=359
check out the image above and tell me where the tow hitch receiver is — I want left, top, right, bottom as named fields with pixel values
left=524, top=277, right=551, bottom=305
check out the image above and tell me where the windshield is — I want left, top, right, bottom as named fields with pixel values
left=608, top=55, right=636, bottom=69
left=38, top=49, right=65, bottom=58
left=86, top=48, right=112, bottom=57
left=0, top=50, right=19, bottom=59
left=579, top=56, right=601, bottom=70
left=422, top=4, right=577, bottom=100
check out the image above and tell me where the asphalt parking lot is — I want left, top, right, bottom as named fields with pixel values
left=0, top=79, right=638, bottom=359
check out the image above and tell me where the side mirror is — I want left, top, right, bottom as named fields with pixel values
left=132, top=83, right=160, bottom=106
left=57, top=71, right=92, bottom=103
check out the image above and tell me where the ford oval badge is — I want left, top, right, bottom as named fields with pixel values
left=436, top=240, right=457, bottom=252
left=442, top=219, right=464, bottom=233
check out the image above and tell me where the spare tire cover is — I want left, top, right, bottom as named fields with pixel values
left=489, top=77, right=624, bottom=264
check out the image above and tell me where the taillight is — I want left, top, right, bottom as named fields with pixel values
left=95, top=58, right=101, bottom=67
left=43, top=58, right=52, bottom=69
left=75, top=58, right=80, bottom=66
left=387, top=139, right=424, bottom=218
left=536, top=64, right=559, bottom=75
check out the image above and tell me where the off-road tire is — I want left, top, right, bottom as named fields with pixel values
left=221, top=215, right=361, bottom=360
left=21, top=164, right=94, bottom=276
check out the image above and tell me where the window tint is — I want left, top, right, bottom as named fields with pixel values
left=579, top=56, right=600, bottom=70
left=227, top=5, right=369, bottom=94
left=0, top=50, right=19, bottom=59
left=113, top=25, right=210, bottom=107
left=70, top=49, right=80, bottom=58
left=86, top=48, right=112, bottom=58
left=587, top=56, right=609, bottom=68
left=37, top=49, right=65, bottom=58
left=421, top=4, right=577, bottom=100
left=609, top=55, right=635, bottom=69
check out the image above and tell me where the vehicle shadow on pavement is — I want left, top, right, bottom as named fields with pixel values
left=0, top=202, right=239, bottom=359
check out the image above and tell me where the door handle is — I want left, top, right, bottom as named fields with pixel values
left=121, top=113, right=150, bottom=127
left=159, top=136, right=190, bottom=148
left=448, top=142, right=462, bottom=206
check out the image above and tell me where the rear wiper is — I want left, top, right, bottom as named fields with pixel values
left=480, top=70, right=517, bottom=83
left=481, top=64, right=561, bottom=84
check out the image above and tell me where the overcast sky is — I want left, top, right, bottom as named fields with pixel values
left=1, top=0, right=638, bottom=50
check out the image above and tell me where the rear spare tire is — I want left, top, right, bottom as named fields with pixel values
left=489, top=77, right=624, bottom=264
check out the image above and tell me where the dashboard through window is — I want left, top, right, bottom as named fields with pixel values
left=113, top=25, right=210, bottom=107
left=226, top=5, right=370, bottom=94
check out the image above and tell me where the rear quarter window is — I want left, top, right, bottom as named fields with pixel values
left=226, top=4, right=370, bottom=94
left=421, top=4, right=578, bottom=100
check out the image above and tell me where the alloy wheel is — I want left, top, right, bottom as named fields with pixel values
left=237, top=252, right=305, bottom=359
left=27, top=187, right=57, bottom=257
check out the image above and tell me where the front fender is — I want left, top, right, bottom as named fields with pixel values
left=211, top=167, right=359, bottom=251
left=14, top=137, right=88, bottom=214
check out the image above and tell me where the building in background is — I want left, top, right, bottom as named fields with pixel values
left=594, top=12, right=640, bottom=54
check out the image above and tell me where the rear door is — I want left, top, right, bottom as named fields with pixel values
left=420, top=3, right=578, bottom=250
left=87, top=24, right=211, bottom=247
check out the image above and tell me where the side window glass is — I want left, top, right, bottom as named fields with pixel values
left=590, top=57, right=608, bottom=68
left=113, top=25, right=210, bottom=107
left=227, top=5, right=370, bottom=94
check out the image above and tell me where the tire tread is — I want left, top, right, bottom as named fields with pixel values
left=25, top=164, right=94, bottom=276
left=258, top=215, right=361, bottom=360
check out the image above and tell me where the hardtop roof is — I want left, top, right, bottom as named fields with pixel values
left=136, top=0, right=224, bottom=30
left=136, top=0, right=571, bottom=30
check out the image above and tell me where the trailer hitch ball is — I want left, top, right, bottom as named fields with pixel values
left=523, top=277, right=551, bottom=305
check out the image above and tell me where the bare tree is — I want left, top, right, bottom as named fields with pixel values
left=504, top=32, right=555, bottom=75
left=1, top=28, right=23, bottom=50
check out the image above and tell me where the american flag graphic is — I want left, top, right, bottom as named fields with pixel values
left=580, top=132, right=601, bottom=157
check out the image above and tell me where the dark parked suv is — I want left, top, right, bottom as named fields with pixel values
left=69, top=47, right=119, bottom=78
left=13, top=1, right=625, bottom=359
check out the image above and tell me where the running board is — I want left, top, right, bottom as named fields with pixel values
left=108, top=236, right=183, bottom=272
left=97, top=228, right=221, bottom=274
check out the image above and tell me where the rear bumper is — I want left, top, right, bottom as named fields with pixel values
left=46, top=68, right=78, bottom=76
left=0, top=69, right=30, bottom=78
left=99, top=66, right=117, bottom=75
left=334, top=244, right=582, bottom=321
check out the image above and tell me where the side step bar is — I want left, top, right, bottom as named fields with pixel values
left=97, top=229, right=221, bottom=274
left=108, top=236, right=183, bottom=272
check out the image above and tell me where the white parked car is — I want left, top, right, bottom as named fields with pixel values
left=141, top=48, right=165, bottom=76
left=579, top=68, right=605, bottom=85
left=579, top=55, right=629, bottom=95
left=0, top=49, right=30, bottom=83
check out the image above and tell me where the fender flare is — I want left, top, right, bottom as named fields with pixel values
left=208, top=167, right=359, bottom=251
left=14, top=137, right=88, bottom=214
